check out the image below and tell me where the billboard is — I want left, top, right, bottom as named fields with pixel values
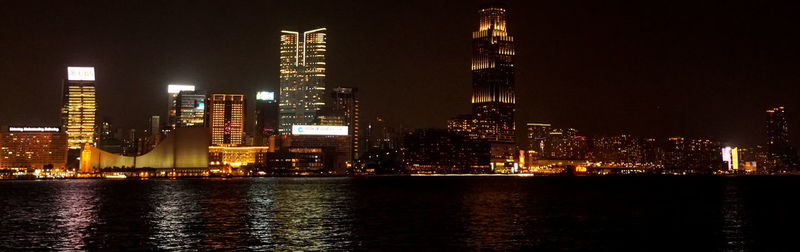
left=9, top=127, right=60, bottom=132
left=67, top=67, right=95, bottom=81
left=256, top=91, right=275, bottom=101
left=292, top=125, right=348, bottom=136
left=168, top=84, right=195, bottom=94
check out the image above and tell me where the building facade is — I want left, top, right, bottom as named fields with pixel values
left=208, top=94, right=245, bottom=146
left=470, top=4, right=516, bottom=143
left=329, top=87, right=360, bottom=160
left=254, top=91, right=279, bottom=146
left=279, top=28, right=328, bottom=135
left=765, top=106, right=799, bottom=171
left=0, top=127, right=68, bottom=171
left=176, top=91, right=206, bottom=127
left=167, top=84, right=196, bottom=129
left=62, top=67, right=97, bottom=148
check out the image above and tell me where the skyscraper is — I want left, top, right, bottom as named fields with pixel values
left=254, top=91, right=279, bottom=146
left=279, top=28, right=327, bottom=135
left=330, top=87, right=360, bottom=160
left=167, top=84, right=195, bottom=129
left=176, top=91, right=206, bottom=127
left=471, top=4, right=516, bottom=143
left=765, top=106, right=799, bottom=171
left=209, top=94, right=245, bottom=146
left=62, top=67, right=97, bottom=149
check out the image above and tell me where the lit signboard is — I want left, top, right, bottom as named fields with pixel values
left=292, top=125, right=348, bottom=136
left=167, top=84, right=195, bottom=94
left=9, top=127, right=60, bottom=132
left=256, top=91, right=275, bottom=101
left=67, top=67, right=95, bottom=81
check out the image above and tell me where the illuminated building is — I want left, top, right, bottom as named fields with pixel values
left=265, top=147, right=325, bottom=174
left=329, top=87, right=360, bottom=160
left=281, top=125, right=351, bottom=174
left=208, top=146, right=269, bottom=168
left=470, top=4, right=516, bottom=143
left=590, top=134, right=644, bottom=165
left=61, top=67, right=97, bottom=148
left=176, top=91, right=206, bottom=127
left=401, top=129, right=490, bottom=174
left=525, top=123, right=551, bottom=159
left=765, top=106, right=799, bottom=171
left=279, top=28, right=327, bottom=135
left=209, top=94, right=245, bottom=146
left=0, top=127, right=67, bottom=171
left=254, top=91, right=279, bottom=146
left=665, top=137, right=724, bottom=171
left=167, top=84, right=195, bottom=129
left=448, top=115, right=479, bottom=139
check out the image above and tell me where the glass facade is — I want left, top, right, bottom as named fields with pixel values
left=279, top=28, right=328, bottom=135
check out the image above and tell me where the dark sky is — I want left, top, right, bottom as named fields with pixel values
left=1, top=0, right=798, bottom=146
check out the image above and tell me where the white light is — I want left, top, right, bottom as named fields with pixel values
left=67, top=67, right=95, bottom=81
left=292, top=125, right=348, bottom=136
left=167, top=84, right=195, bottom=94
left=9, top=127, right=60, bottom=132
left=256, top=91, right=275, bottom=101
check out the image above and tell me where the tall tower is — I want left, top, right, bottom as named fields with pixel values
left=62, top=67, right=97, bottom=149
left=209, top=94, right=245, bottom=146
left=331, top=87, right=360, bottom=160
left=167, top=84, right=195, bottom=129
left=766, top=106, right=799, bottom=171
left=279, top=28, right=328, bottom=135
left=471, top=4, right=515, bottom=143
left=254, top=91, right=279, bottom=146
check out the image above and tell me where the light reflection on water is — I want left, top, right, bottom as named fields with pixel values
left=1, top=177, right=799, bottom=250
left=54, top=181, right=99, bottom=250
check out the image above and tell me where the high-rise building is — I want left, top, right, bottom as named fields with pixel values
left=279, top=28, right=327, bottom=135
left=209, top=94, right=245, bottom=146
left=176, top=91, right=206, bottom=127
left=254, top=91, right=279, bottom=146
left=765, top=106, right=799, bottom=171
left=470, top=4, right=516, bottom=143
left=167, top=84, right=195, bottom=129
left=329, top=87, right=360, bottom=160
left=62, top=67, right=97, bottom=149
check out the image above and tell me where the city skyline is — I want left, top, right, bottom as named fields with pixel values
left=0, top=0, right=798, bottom=147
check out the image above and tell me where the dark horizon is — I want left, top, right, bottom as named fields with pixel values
left=1, top=0, right=798, bottom=146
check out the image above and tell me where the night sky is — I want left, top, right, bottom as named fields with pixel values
left=0, top=0, right=798, bottom=146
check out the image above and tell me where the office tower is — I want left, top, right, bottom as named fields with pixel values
left=167, top=84, right=195, bottom=129
left=471, top=4, right=516, bottom=143
left=61, top=67, right=97, bottom=149
left=765, top=107, right=799, bottom=171
left=254, top=91, right=279, bottom=146
left=176, top=91, right=206, bottom=127
left=279, top=28, right=327, bottom=135
left=330, top=87, right=360, bottom=160
left=209, top=94, right=245, bottom=146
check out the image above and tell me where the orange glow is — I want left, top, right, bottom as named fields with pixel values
left=575, top=166, right=587, bottom=173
